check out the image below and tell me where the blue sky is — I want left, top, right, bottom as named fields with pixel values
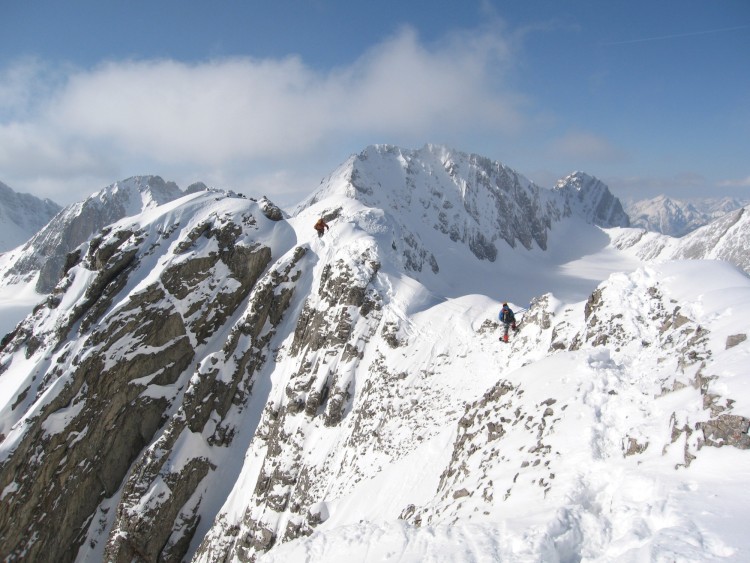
left=1, top=0, right=748, bottom=207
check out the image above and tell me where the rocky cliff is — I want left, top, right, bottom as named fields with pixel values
left=1, top=146, right=748, bottom=562
left=554, top=171, right=630, bottom=229
left=0, top=189, right=292, bottom=561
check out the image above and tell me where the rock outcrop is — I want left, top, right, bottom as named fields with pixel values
left=0, top=191, right=290, bottom=562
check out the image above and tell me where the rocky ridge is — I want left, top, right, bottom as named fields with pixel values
left=298, top=145, right=628, bottom=272
left=0, top=189, right=293, bottom=561
left=554, top=171, right=630, bottom=228
left=0, top=145, right=748, bottom=562
left=1, top=175, right=183, bottom=293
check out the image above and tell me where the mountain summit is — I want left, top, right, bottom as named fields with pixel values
left=0, top=145, right=748, bottom=562
left=554, top=171, right=630, bottom=228
left=301, top=145, right=629, bottom=256
left=295, top=145, right=631, bottom=304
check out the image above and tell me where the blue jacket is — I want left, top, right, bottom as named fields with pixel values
left=499, top=306, right=515, bottom=324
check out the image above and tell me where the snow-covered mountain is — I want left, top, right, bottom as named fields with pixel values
left=1, top=145, right=749, bottom=562
left=612, top=204, right=750, bottom=276
left=554, top=171, right=630, bottom=229
left=626, top=195, right=749, bottom=237
left=0, top=181, right=62, bottom=253
left=296, top=145, right=631, bottom=304
left=0, top=175, right=183, bottom=295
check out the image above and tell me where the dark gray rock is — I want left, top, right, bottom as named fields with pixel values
left=726, top=333, right=747, bottom=349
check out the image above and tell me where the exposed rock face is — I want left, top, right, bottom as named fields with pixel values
left=561, top=267, right=749, bottom=467
left=726, top=333, right=747, bottom=349
left=193, top=242, right=383, bottom=561
left=395, top=264, right=749, bottom=539
left=554, top=171, right=630, bottom=228
left=0, top=192, right=288, bottom=562
left=1, top=147, right=748, bottom=563
left=103, top=244, right=303, bottom=562
left=347, top=145, right=559, bottom=258
left=669, top=207, right=750, bottom=273
left=296, top=145, right=629, bottom=274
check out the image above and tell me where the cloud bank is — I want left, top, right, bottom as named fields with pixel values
left=0, top=25, right=526, bottom=205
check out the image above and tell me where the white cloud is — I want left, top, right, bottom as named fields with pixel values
left=0, top=25, right=526, bottom=204
left=336, top=26, right=521, bottom=134
left=0, top=121, right=116, bottom=178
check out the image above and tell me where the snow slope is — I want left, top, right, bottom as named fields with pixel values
left=0, top=145, right=748, bottom=563
left=258, top=260, right=750, bottom=562
left=295, top=145, right=636, bottom=305
left=0, top=175, right=183, bottom=290
left=0, top=175, right=184, bottom=337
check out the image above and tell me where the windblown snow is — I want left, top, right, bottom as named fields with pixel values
left=0, top=145, right=749, bottom=563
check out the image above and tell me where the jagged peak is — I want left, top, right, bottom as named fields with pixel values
left=554, top=170, right=605, bottom=192
left=2, top=145, right=750, bottom=563
left=85, top=175, right=183, bottom=214
left=554, top=171, right=629, bottom=228
left=297, top=144, right=536, bottom=211
left=1, top=176, right=186, bottom=293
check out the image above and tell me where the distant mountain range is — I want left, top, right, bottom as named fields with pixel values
left=0, top=181, right=61, bottom=253
left=625, top=194, right=749, bottom=237
left=613, top=203, right=750, bottom=275
left=1, top=167, right=744, bottom=269
left=0, top=176, right=184, bottom=293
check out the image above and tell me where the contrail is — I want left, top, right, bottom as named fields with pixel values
left=601, top=25, right=749, bottom=46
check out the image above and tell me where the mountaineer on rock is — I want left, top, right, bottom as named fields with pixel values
left=499, top=302, right=517, bottom=342
left=314, top=218, right=330, bottom=238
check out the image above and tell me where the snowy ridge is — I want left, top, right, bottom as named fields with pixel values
left=0, top=188, right=293, bottom=561
left=0, top=175, right=183, bottom=295
left=0, top=145, right=748, bottom=562
left=296, top=145, right=631, bottom=303
left=300, top=145, right=628, bottom=256
left=612, top=204, right=750, bottom=275
left=258, top=261, right=750, bottom=562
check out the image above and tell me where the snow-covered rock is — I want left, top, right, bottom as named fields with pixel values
left=554, top=171, right=630, bottom=229
left=0, top=175, right=183, bottom=294
left=0, top=181, right=61, bottom=253
left=0, top=145, right=749, bottom=563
